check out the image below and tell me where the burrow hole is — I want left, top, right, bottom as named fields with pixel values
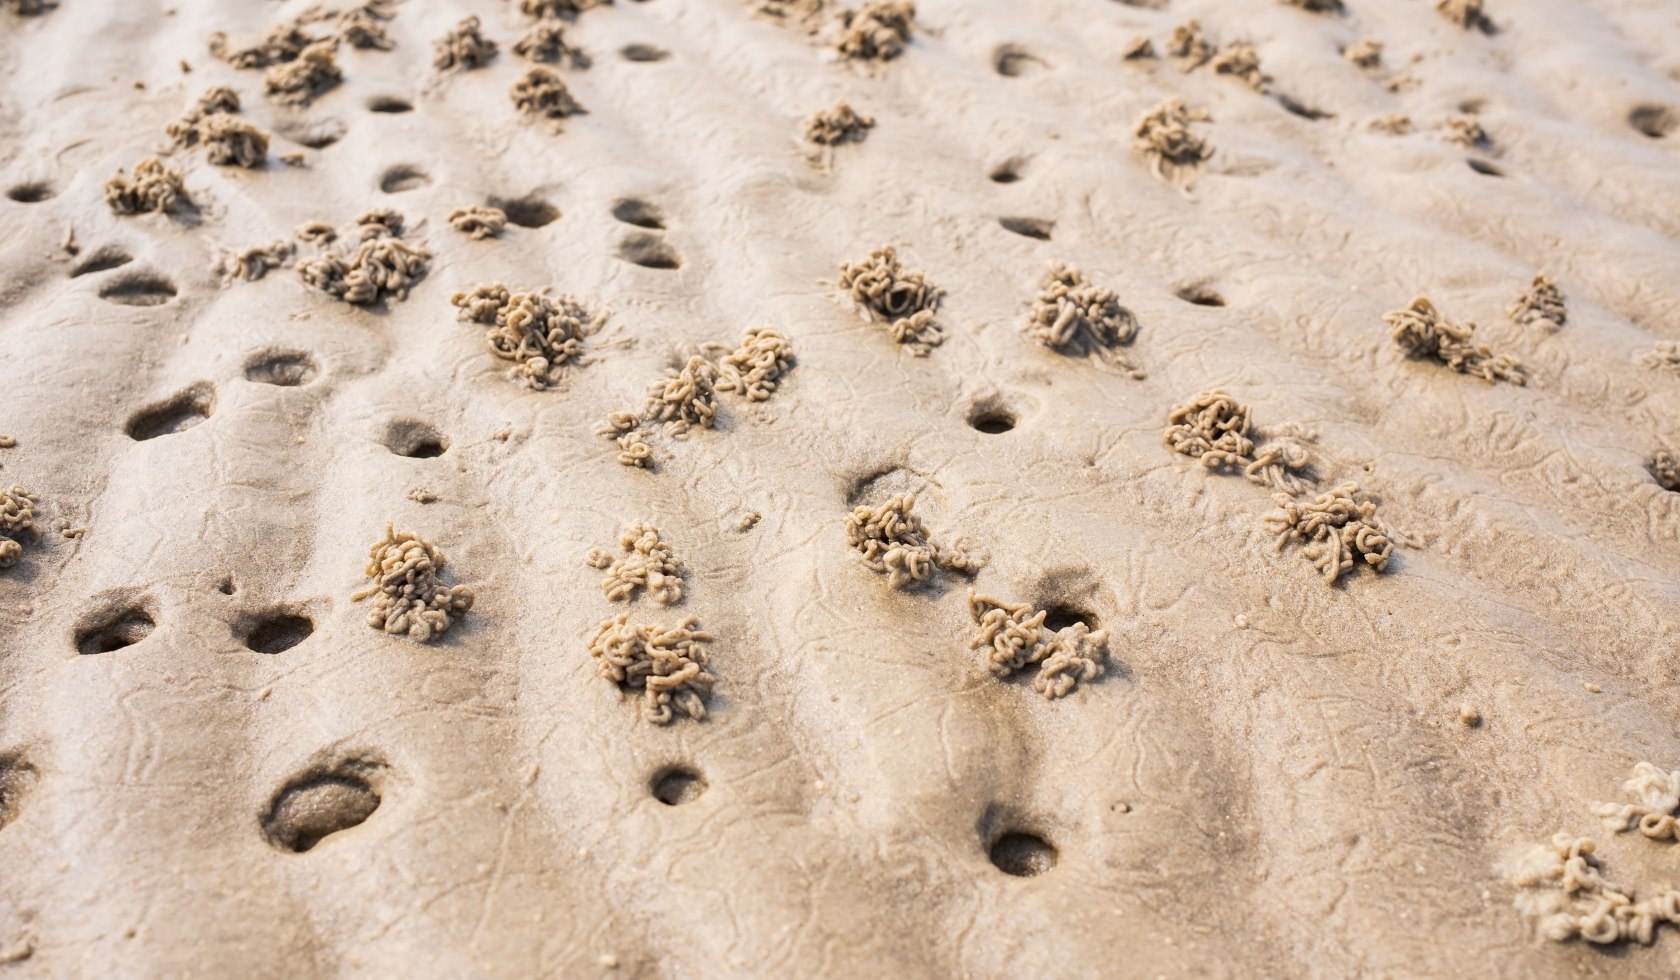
left=367, top=96, right=413, bottom=114
left=993, top=44, right=1046, bottom=78
left=616, top=231, right=681, bottom=270
left=219, top=578, right=237, bottom=596
left=383, top=419, right=448, bottom=458
left=278, top=117, right=347, bottom=149
left=98, top=271, right=177, bottom=307
left=489, top=194, right=559, bottom=228
left=969, top=402, right=1017, bottom=435
left=261, top=760, right=385, bottom=853
left=1629, top=104, right=1677, bottom=139
left=379, top=164, right=431, bottom=194
left=75, top=602, right=157, bottom=655
left=620, top=44, right=669, bottom=62
left=650, top=764, right=706, bottom=806
left=245, top=350, right=319, bottom=387
left=70, top=246, right=133, bottom=278
left=126, top=383, right=214, bottom=441
left=999, top=216, right=1053, bottom=241
left=1278, top=94, right=1332, bottom=121
left=6, top=182, right=54, bottom=203
left=1175, top=283, right=1226, bottom=307
left=1467, top=158, right=1504, bottom=177
left=239, top=610, right=315, bottom=655
left=1041, top=605, right=1097, bottom=633
left=989, top=156, right=1027, bottom=183
left=989, top=830, right=1058, bottom=877
left=612, top=197, right=666, bottom=230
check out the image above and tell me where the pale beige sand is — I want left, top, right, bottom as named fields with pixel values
left=5, top=0, right=1680, bottom=975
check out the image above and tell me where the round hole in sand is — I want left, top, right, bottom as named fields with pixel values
left=99, top=271, right=178, bottom=307
left=383, top=419, right=448, bottom=459
left=611, top=197, right=665, bottom=229
left=620, top=43, right=669, bottom=62
left=989, top=831, right=1057, bottom=877
left=367, top=96, right=413, bottom=114
left=989, top=156, right=1027, bottom=183
left=993, top=44, right=1045, bottom=78
left=489, top=194, right=559, bottom=228
left=1041, top=605, right=1097, bottom=633
left=219, top=578, right=237, bottom=596
left=75, top=604, right=157, bottom=655
left=969, top=404, right=1017, bottom=435
left=998, top=216, right=1053, bottom=241
left=261, top=763, right=384, bottom=853
left=379, top=164, right=432, bottom=194
left=126, top=383, right=215, bottom=441
left=1175, top=283, right=1225, bottom=308
left=239, top=612, right=315, bottom=655
left=616, top=231, right=681, bottom=270
left=245, top=350, right=319, bottom=387
left=651, top=765, right=706, bottom=806
left=6, top=182, right=54, bottom=203
left=1629, top=104, right=1678, bottom=139
left=1467, top=158, right=1504, bottom=177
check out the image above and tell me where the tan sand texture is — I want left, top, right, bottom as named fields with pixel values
left=6, top=0, right=1680, bottom=975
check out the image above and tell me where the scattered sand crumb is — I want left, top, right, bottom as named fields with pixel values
left=449, top=206, right=508, bottom=240
left=716, top=328, right=795, bottom=401
left=1344, top=38, right=1382, bottom=69
left=0, top=436, right=15, bottom=449
left=738, top=511, right=762, bottom=531
left=836, top=245, right=944, bottom=355
left=1027, top=263, right=1141, bottom=372
left=966, top=592, right=1109, bottom=699
left=586, top=522, right=686, bottom=604
left=349, top=523, right=475, bottom=642
left=1437, top=0, right=1493, bottom=32
left=511, top=66, right=583, bottom=120
left=104, top=157, right=187, bottom=216
left=1458, top=705, right=1481, bottom=727
left=1122, top=36, right=1155, bottom=60
left=588, top=613, right=714, bottom=725
left=1385, top=297, right=1525, bottom=385
left=0, top=484, right=39, bottom=569
left=1642, top=341, right=1680, bottom=375
left=1264, top=482, right=1393, bottom=586
left=833, top=1, right=914, bottom=62
left=1507, top=274, right=1566, bottom=331
left=1439, top=114, right=1491, bottom=149
left=1210, top=42, right=1268, bottom=92
left=1581, top=681, right=1603, bottom=694
left=1133, top=98, right=1212, bottom=187
left=407, top=488, right=438, bottom=504
left=1369, top=114, right=1413, bottom=135
left=844, top=493, right=982, bottom=589
left=803, top=100, right=874, bottom=146
left=1653, top=451, right=1680, bottom=492
left=434, top=16, right=497, bottom=72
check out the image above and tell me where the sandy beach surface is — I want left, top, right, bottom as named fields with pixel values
left=5, top=0, right=1680, bottom=975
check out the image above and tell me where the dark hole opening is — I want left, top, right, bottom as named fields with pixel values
left=990, top=831, right=1057, bottom=877
left=651, top=765, right=706, bottom=806
left=999, top=216, right=1053, bottom=241
left=368, top=96, right=413, bottom=114
left=384, top=420, right=448, bottom=459
left=1042, top=605, right=1096, bottom=633
left=6, top=182, right=54, bottom=204
left=611, top=198, right=665, bottom=229
left=76, top=607, right=157, bottom=655
left=490, top=195, right=559, bottom=228
left=1175, top=284, right=1225, bottom=307
left=1467, top=158, right=1504, bottom=177
left=242, top=613, right=315, bottom=655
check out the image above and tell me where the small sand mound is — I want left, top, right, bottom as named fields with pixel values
left=1344, top=38, right=1382, bottom=69
left=836, top=245, right=944, bottom=355
left=448, top=206, right=508, bottom=240
left=513, top=19, right=584, bottom=65
left=0, top=484, right=39, bottom=570
left=1133, top=98, right=1212, bottom=187
left=967, top=592, right=1109, bottom=699
left=586, top=522, right=686, bottom=604
left=511, top=66, right=583, bottom=120
left=1593, top=762, right=1680, bottom=842
left=1210, top=42, right=1268, bottom=92
left=1437, top=0, right=1493, bottom=31
left=1027, top=263, right=1140, bottom=370
left=449, top=283, right=594, bottom=389
left=349, top=524, right=475, bottom=642
left=265, top=40, right=341, bottom=106
left=833, top=1, right=914, bottom=61
left=1166, top=19, right=1212, bottom=70
left=1440, top=114, right=1491, bottom=149
left=337, top=4, right=394, bottom=50
left=644, top=355, right=719, bottom=438
left=803, top=100, right=875, bottom=146
left=104, top=157, right=187, bottom=216
left=716, top=328, right=795, bottom=401
left=434, top=15, right=497, bottom=72
left=296, top=210, right=430, bottom=305
left=214, top=240, right=295, bottom=282
left=1385, top=297, right=1525, bottom=384
left=1507, top=274, right=1566, bottom=331
left=588, top=613, right=714, bottom=725
left=843, top=493, right=982, bottom=589
left=1264, top=482, right=1392, bottom=585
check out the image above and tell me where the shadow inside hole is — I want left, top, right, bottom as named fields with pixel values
left=1277, top=94, right=1333, bottom=121
left=367, top=96, right=413, bottom=114
left=277, top=117, right=347, bottom=149
left=1629, top=104, right=1678, bottom=139
left=1175, top=283, right=1225, bottom=307
left=1467, top=158, right=1504, bottom=177
left=245, top=350, right=319, bottom=387
left=379, top=164, right=432, bottom=194
left=75, top=605, right=157, bottom=655
left=126, top=383, right=215, bottom=441
left=383, top=419, right=448, bottom=458
left=98, top=271, right=177, bottom=307
left=969, top=404, right=1017, bottom=434
left=261, top=761, right=384, bottom=853
left=616, top=231, right=681, bottom=270
left=219, top=578, right=237, bottom=596
left=999, top=216, right=1053, bottom=241
left=989, top=156, right=1027, bottom=183
left=489, top=194, right=559, bottom=228
left=7, top=182, right=54, bottom=203
left=620, top=43, right=669, bottom=62
left=990, top=831, right=1057, bottom=877
left=993, top=44, right=1045, bottom=77
left=70, top=246, right=133, bottom=278
left=240, top=611, right=315, bottom=655
left=611, top=197, right=665, bottom=229
left=1041, top=605, right=1097, bottom=633
left=650, top=765, right=706, bottom=806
